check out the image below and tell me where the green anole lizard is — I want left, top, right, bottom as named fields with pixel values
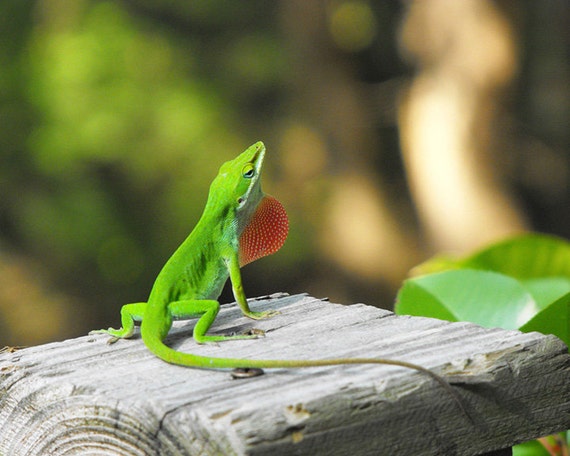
left=91, top=141, right=469, bottom=418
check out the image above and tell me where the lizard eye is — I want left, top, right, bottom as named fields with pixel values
left=242, top=164, right=255, bottom=179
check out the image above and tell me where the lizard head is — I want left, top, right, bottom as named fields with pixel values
left=210, top=141, right=288, bottom=266
left=216, top=141, right=266, bottom=213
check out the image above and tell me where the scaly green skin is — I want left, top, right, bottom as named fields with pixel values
left=91, top=142, right=469, bottom=419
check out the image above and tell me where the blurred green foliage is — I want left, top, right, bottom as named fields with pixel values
left=1, top=0, right=294, bottom=343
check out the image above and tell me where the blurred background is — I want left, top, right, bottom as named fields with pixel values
left=0, top=0, right=568, bottom=346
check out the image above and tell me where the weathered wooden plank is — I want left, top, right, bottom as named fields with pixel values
left=0, top=293, right=569, bottom=455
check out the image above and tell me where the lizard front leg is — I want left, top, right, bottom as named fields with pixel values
left=227, top=254, right=279, bottom=320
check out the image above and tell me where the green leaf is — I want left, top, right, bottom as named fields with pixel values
left=463, top=234, right=570, bottom=279
left=395, top=277, right=459, bottom=323
left=520, top=277, right=570, bottom=308
left=512, top=439, right=550, bottom=456
left=519, top=291, right=570, bottom=347
left=395, top=269, right=540, bottom=330
left=414, top=234, right=570, bottom=279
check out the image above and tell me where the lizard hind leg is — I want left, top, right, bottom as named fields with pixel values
left=169, top=299, right=263, bottom=344
left=89, top=302, right=146, bottom=343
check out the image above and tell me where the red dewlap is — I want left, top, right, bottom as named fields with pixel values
left=238, top=196, right=289, bottom=267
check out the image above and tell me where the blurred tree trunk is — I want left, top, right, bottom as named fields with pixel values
left=398, top=0, right=528, bottom=253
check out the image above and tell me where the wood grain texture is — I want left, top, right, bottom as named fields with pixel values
left=1, top=293, right=569, bottom=455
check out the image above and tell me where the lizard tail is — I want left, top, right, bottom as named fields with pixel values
left=140, top=328, right=471, bottom=422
